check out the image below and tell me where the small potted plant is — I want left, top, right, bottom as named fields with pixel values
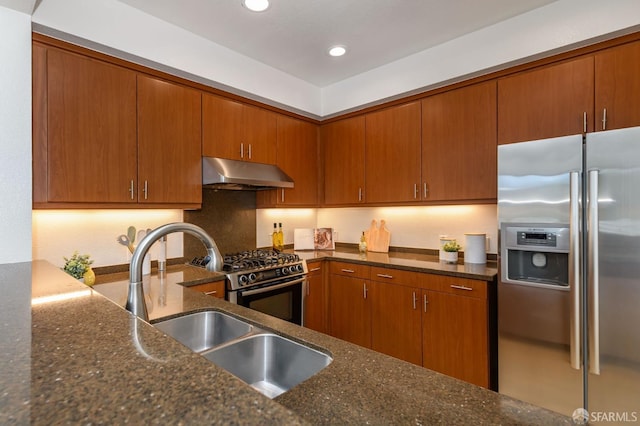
left=62, top=251, right=95, bottom=286
left=442, top=241, right=461, bottom=264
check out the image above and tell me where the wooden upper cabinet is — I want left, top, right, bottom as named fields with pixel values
left=137, top=75, right=202, bottom=205
left=46, top=48, right=137, bottom=203
left=244, top=105, right=277, bottom=164
left=32, top=43, right=48, bottom=204
left=202, top=93, right=243, bottom=160
left=321, top=116, right=366, bottom=205
left=595, top=40, right=640, bottom=131
left=365, top=101, right=422, bottom=203
left=497, top=56, right=594, bottom=145
left=421, top=81, right=497, bottom=202
left=275, top=115, right=319, bottom=206
left=202, top=94, right=276, bottom=164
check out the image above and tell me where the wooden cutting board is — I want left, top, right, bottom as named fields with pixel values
left=365, top=219, right=390, bottom=253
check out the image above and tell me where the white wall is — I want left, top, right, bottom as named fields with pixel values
left=32, top=210, right=184, bottom=269
left=0, top=7, right=32, bottom=264
left=257, top=205, right=498, bottom=254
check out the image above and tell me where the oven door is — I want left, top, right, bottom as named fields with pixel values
left=230, top=277, right=306, bottom=326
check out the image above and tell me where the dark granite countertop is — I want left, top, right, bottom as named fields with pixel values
left=294, top=247, right=499, bottom=281
left=1, top=259, right=572, bottom=424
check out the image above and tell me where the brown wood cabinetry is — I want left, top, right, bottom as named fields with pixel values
left=595, top=40, right=640, bottom=131
left=370, top=277, right=423, bottom=366
left=304, top=261, right=327, bottom=333
left=137, top=75, right=202, bottom=205
left=321, top=116, right=366, bottom=205
left=43, top=47, right=138, bottom=203
left=260, top=115, right=319, bottom=206
left=328, top=262, right=491, bottom=388
left=421, top=275, right=489, bottom=388
left=497, top=56, right=595, bottom=145
left=187, top=280, right=225, bottom=299
left=421, top=81, right=497, bottom=202
left=365, top=102, right=422, bottom=203
left=33, top=43, right=202, bottom=208
left=202, top=93, right=277, bottom=164
left=328, top=262, right=371, bottom=347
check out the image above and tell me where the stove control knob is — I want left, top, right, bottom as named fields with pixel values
left=288, top=266, right=297, bottom=274
left=248, top=273, right=257, bottom=283
left=281, top=267, right=290, bottom=275
left=239, top=275, right=249, bottom=285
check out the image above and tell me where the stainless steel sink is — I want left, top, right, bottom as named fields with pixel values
left=202, top=333, right=333, bottom=398
left=153, top=310, right=253, bottom=353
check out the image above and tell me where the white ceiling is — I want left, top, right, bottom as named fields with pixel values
left=117, top=0, right=558, bottom=87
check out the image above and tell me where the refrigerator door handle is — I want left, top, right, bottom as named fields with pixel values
left=569, top=171, right=581, bottom=370
left=588, top=169, right=601, bottom=375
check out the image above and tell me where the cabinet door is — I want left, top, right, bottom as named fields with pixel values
left=329, top=274, right=371, bottom=348
left=305, top=262, right=326, bottom=333
left=365, top=101, right=422, bottom=203
left=32, top=43, right=48, bottom=204
left=498, top=56, right=594, bottom=145
left=422, top=81, right=497, bottom=201
left=137, top=75, right=202, bottom=204
left=47, top=48, right=137, bottom=202
left=202, top=94, right=244, bottom=160
left=187, top=281, right=225, bottom=299
left=595, top=40, right=640, bottom=131
left=276, top=115, right=319, bottom=205
left=244, top=105, right=277, bottom=164
left=370, top=281, right=422, bottom=365
left=422, top=290, right=489, bottom=388
left=321, top=116, right=366, bottom=205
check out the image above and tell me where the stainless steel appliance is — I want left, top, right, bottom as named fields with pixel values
left=191, top=249, right=307, bottom=326
left=498, top=126, right=640, bottom=421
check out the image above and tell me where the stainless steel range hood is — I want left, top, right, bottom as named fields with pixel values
left=202, top=157, right=294, bottom=190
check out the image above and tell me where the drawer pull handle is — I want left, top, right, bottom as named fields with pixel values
left=310, top=267, right=321, bottom=272
left=450, top=284, right=473, bottom=291
left=341, top=268, right=355, bottom=273
left=204, top=290, right=218, bottom=295
left=376, top=273, right=394, bottom=279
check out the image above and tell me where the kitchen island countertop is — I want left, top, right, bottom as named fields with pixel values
left=1, top=260, right=570, bottom=425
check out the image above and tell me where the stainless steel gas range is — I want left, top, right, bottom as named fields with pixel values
left=190, top=249, right=308, bottom=325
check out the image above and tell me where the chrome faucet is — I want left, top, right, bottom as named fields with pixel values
left=126, top=222, right=223, bottom=321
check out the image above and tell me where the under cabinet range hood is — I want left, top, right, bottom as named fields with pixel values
left=202, top=157, right=294, bottom=190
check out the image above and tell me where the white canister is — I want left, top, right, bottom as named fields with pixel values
left=464, top=233, right=487, bottom=264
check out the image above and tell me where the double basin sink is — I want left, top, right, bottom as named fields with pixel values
left=153, top=310, right=332, bottom=399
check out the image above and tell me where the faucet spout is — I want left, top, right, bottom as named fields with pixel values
left=126, top=222, right=223, bottom=321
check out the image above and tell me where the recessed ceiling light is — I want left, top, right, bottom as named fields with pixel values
left=242, top=0, right=270, bottom=12
left=328, top=45, right=347, bottom=57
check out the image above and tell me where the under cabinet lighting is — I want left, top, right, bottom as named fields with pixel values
left=242, top=0, right=270, bottom=12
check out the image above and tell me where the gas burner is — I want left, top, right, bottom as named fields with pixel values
left=221, top=249, right=300, bottom=273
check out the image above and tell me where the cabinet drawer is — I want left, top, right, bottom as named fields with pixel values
left=307, top=261, right=324, bottom=276
left=330, top=261, right=370, bottom=279
left=187, top=281, right=225, bottom=299
left=421, top=275, right=487, bottom=299
left=370, top=266, right=421, bottom=287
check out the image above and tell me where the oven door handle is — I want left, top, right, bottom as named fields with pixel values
left=239, top=276, right=307, bottom=297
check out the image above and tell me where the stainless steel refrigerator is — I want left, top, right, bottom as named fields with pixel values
left=497, top=126, right=640, bottom=422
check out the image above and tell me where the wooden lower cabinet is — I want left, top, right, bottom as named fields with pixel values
left=328, top=262, right=371, bottom=348
left=304, top=261, right=327, bottom=333
left=422, top=289, right=488, bottom=388
left=370, top=280, right=422, bottom=365
left=187, top=281, right=225, bottom=299
left=328, top=262, right=492, bottom=388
